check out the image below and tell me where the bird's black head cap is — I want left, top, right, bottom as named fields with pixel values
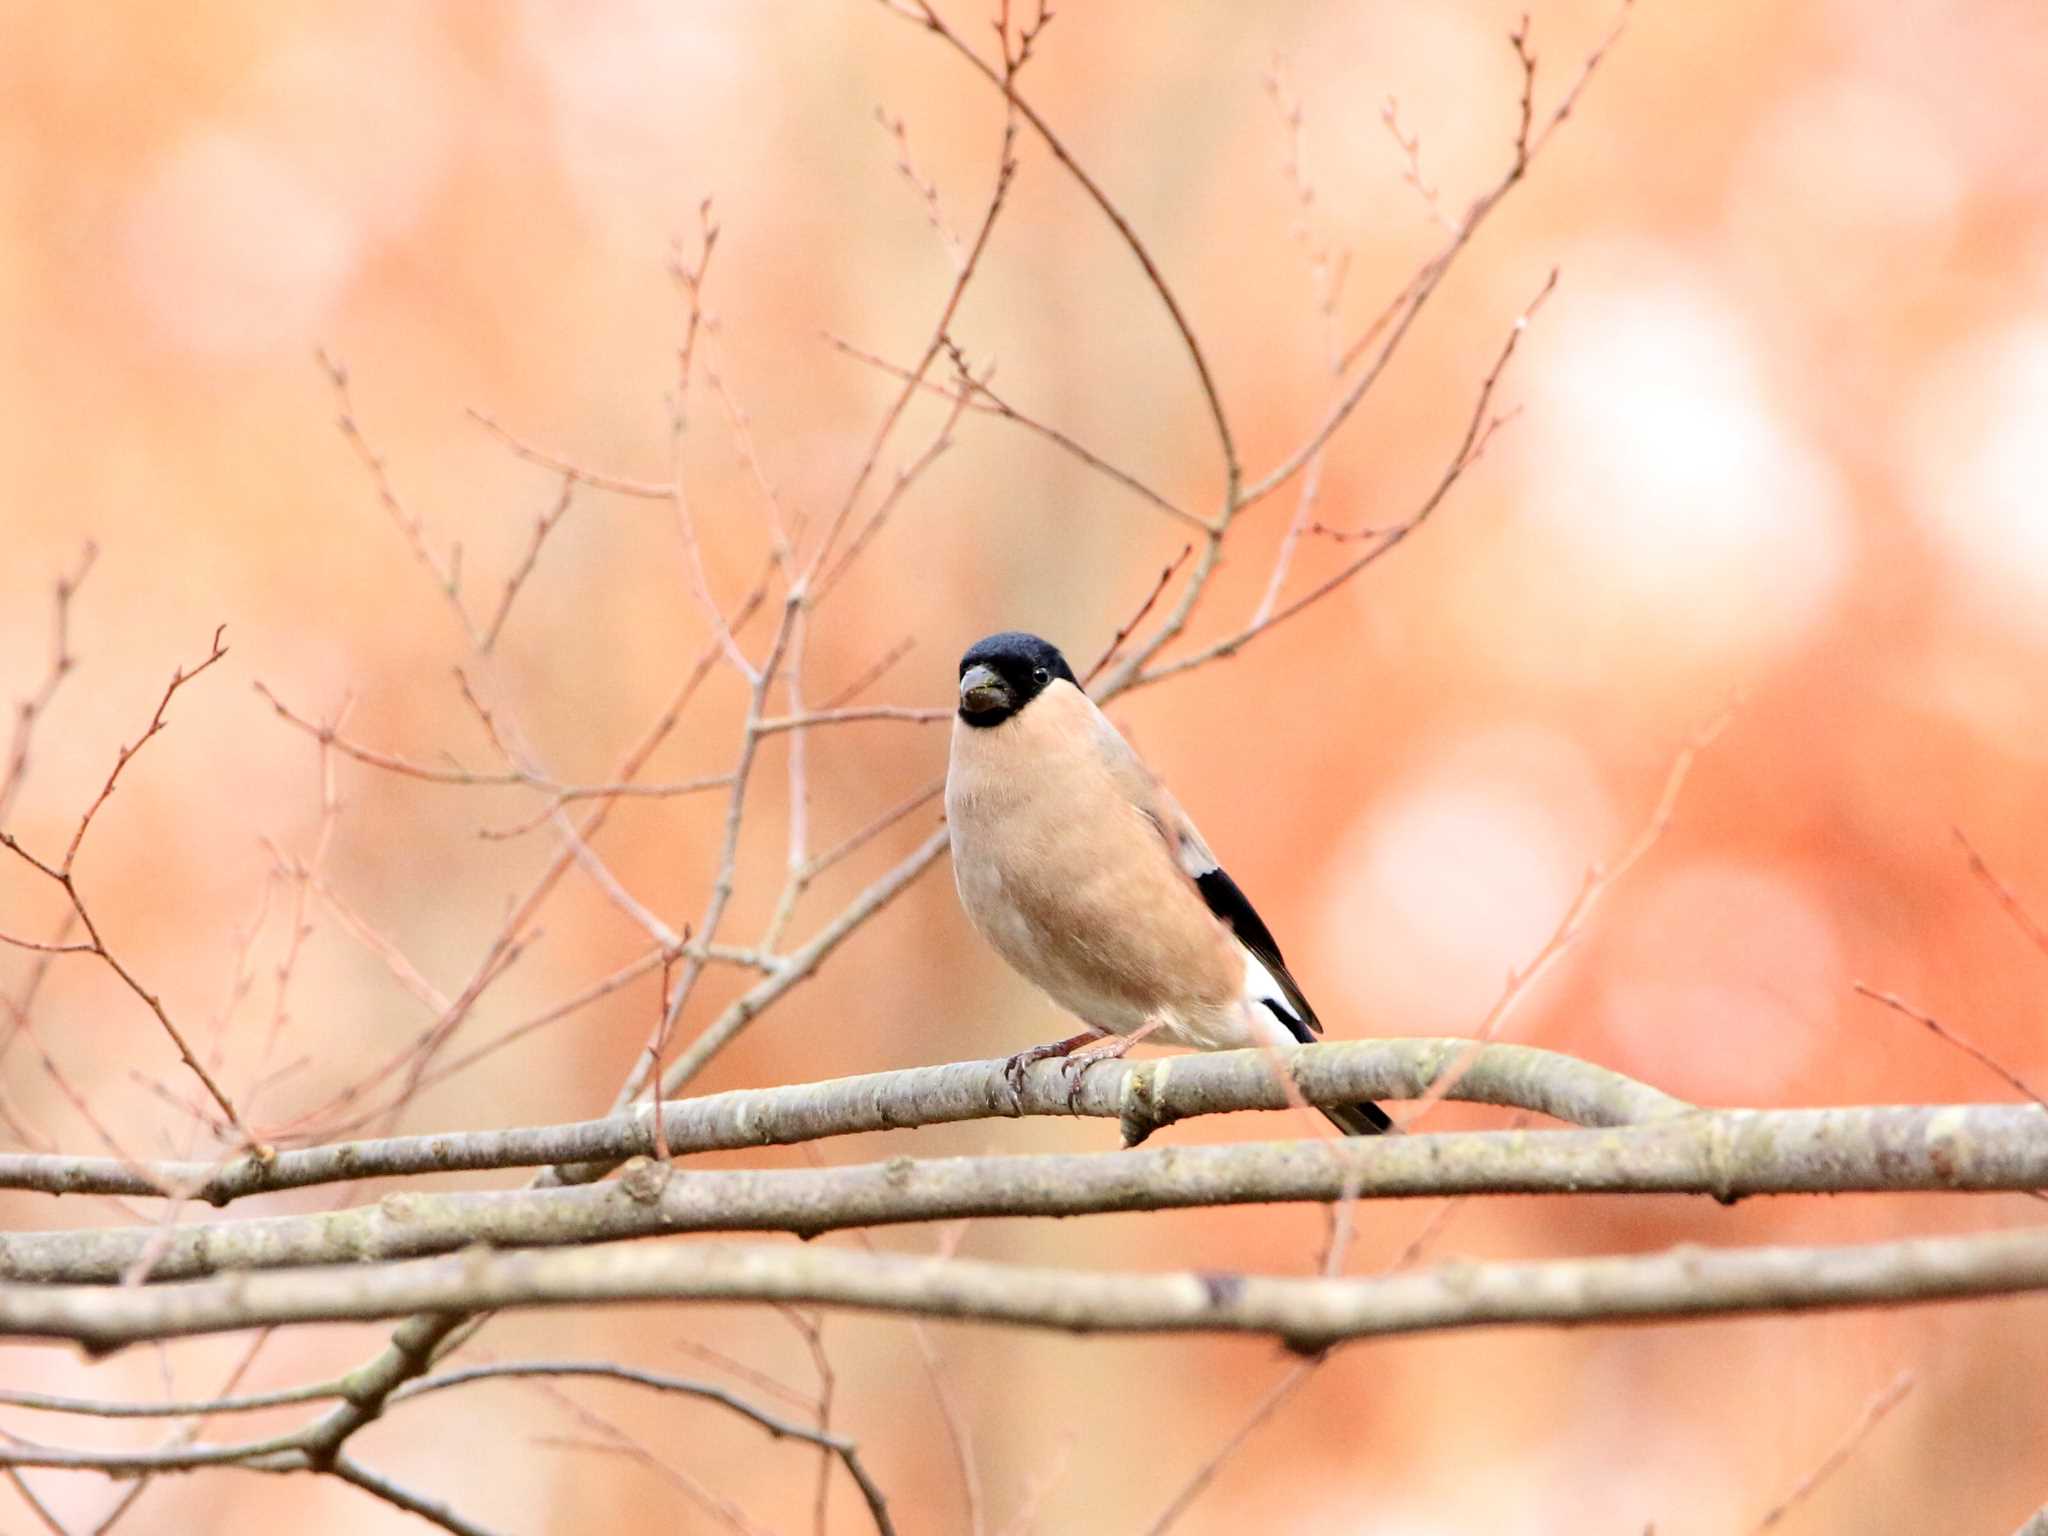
left=956, top=631, right=1076, bottom=727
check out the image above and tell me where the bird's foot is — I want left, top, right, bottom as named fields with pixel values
left=1002, top=1031, right=1102, bottom=1110
left=1059, top=1034, right=1136, bottom=1110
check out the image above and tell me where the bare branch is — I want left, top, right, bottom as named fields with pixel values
left=536, top=1383, right=771, bottom=1536
left=13, top=1224, right=2048, bottom=1354
left=0, top=1038, right=1703, bottom=1202
left=805, top=71, right=1021, bottom=587
left=58, top=627, right=231, bottom=874
left=816, top=358, right=976, bottom=601
left=3, top=1466, right=79, bottom=1536
left=824, top=336, right=1207, bottom=531
left=1379, top=96, right=1454, bottom=233
left=1249, top=6, right=1629, bottom=510
left=818, top=636, right=917, bottom=711
left=886, top=0, right=1240, bottom=497
left=650, top=825, right=952, bottom=1105
left=0, top=1381, right=340, bottom=1420
left=0, top=628, right=250, bottom=1143
left=802, top=777, right=942, bottom=882
left=877, top=108, right=964, bottom=267
left=14, top=1100, right=2048, bottom=1284
left=1130, top=269, right=1559, bottom=694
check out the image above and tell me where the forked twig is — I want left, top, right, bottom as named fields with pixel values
left=0, top=628, right=250, bottom=1142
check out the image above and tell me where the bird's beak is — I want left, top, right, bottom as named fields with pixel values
left=958, top=663, right=1011, bottom=716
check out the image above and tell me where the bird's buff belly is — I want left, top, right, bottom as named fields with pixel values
left=953, top=852, right=1254, bottom=1047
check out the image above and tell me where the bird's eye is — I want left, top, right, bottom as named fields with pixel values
left=1032, top=667, right=1050, bottom=684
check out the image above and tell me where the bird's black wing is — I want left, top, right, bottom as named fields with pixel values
left=1192, top=865, right=1320, bottom=1036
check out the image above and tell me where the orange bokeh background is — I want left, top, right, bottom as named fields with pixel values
left=4, top=2, right=2047, bottom=1532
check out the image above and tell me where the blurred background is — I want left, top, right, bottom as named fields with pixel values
left=4, top=1, right=2047, bottom=1531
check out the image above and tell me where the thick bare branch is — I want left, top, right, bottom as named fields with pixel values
left=9, top=1101, right=2047, bottom=1284
left=0, top=1039, right=1682, bottom=1202
left=10, top=1225, right=2048, bottom=1355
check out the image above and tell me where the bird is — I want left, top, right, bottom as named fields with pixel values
left=944, top=630, right=1390, bottom=1135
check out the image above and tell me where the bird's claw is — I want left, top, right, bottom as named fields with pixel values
left=1060, top=1054, right=1094, bottom=1112
left=1002, top=1051, right=1034, bottom=1110
left=1059, top=1037, right=1134, bottom=1111
left=1000, top=1032, right=1098, bottom=1114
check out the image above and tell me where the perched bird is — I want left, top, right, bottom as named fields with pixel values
left=945, top=630, right=1390, bottom=1135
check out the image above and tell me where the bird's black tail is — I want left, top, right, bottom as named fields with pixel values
left=1320, top=1100, right=1395, bottom=1136
left=1260, top=1002, right=1397, bottom=1136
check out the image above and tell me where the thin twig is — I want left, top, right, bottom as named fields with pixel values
left=387, top=1362, right=894, bottom=1536
left=816, top=357, right=978, bottom=601
left=754, top=706, right=949, bottom=736
left=805, top=68, right=1022, bottom=589
left=1398, top=692, right=1733, bottom=1128
left=465, top=409, right=672, bottom=498
left=532, top=1380, right=772, bottom=1536
left=801, top=778, right=944, bottom=883
left=320, top=353, right=473, bottom=637
left=1747, top=1370, right=1914, bottom=1531
left=1082, top=544, right=1193, bottom=687
left=1853, top=986, right=2048, bottom=1113
left=0, top=628, right=251, bottom=1142
left=1954, top=827, right=2048, bottom=961
left=820, top=636, right=917, bottom=711
left=825, top=335, right=1206, bottom=531
left=1254, top=5, right=1630, bottom=505
left=1131, top=268, right=1560, bottom=695
left=1142, top=1359, right=1319, bottom=1536
left=888, top=0, right=1239, bottom=498
left=0, top=541, right=97, bottom=826
left=483, top=472, right=576, bottom=651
